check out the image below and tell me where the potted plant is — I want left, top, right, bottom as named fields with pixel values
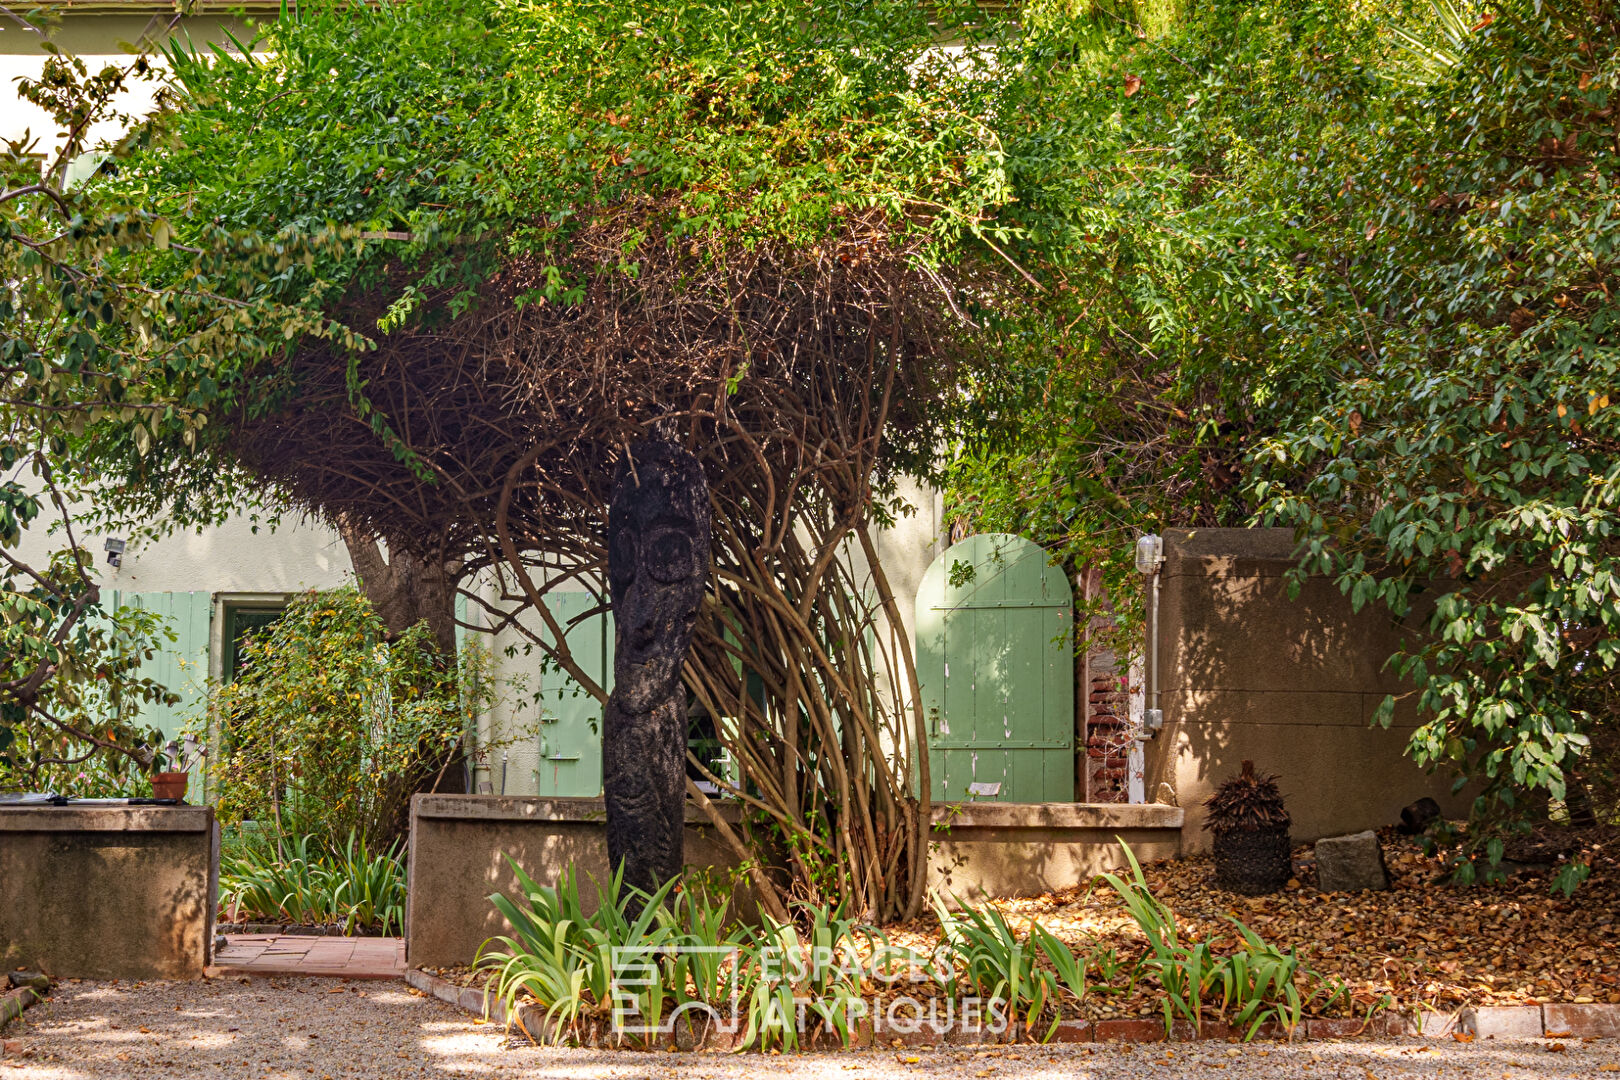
left=150, top=739, right=195, bottom=803
left=1203, top=760, right=1291, bottom=895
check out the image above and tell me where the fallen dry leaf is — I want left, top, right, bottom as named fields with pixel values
left=1123, top=74, right=1142, bottom=97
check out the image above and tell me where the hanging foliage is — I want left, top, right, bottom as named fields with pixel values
left=103, top=0, right=1022, bottom=920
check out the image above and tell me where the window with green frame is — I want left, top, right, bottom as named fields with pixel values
left=221, top=604, right=287, bottom=683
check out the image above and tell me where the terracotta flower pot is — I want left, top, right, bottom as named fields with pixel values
left=151, top=771, right=189, bottom=802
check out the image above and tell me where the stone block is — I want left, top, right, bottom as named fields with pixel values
left=0, top=806, right=217, bottom=980
left=1542, top=1003, right=1620, bottom=1039
left=926, top=802, right=1183, bottom=902
left=1459, top=1006, right=1542, bottom=1039
left=1315, top=831, right=1390, bottom=892
left=406, top=795, right=753, bottom=968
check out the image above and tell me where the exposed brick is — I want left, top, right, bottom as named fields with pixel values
left=1542, top=1003, right=1620, bottom=1039
left=1048, top=1021, right=1093, bottom=1043
left=1307, top=1017, right=1373, bottom=1040
left=1095, top=1018, right=1168, bottom=1043
left=888, top=1024, right=946, bottom=1047
left=0, top=988, right=39, bottom=1027
left=1459, top=1006, right=1542, bottom=1039
left=456, top=986, right=487, bottom=1017
left=942, top=1024, right=997, bottom=1046
left=1377, top=1009, right=1457, bottom=1037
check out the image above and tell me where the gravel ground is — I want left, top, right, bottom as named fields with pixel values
left=3, top=978, right=1619, bottom=1080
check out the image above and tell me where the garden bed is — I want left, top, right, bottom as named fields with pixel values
left=215, top=922, right=393, bottom=938
left=430, top=826, right=1618, bottom=1052
left=889, top=826, right=1620, bottom=1017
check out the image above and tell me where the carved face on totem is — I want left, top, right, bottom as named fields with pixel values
left=606, top=440, right=711, bottom=713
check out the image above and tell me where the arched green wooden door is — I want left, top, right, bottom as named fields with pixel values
left=916, top=534, right=1074, bottom=803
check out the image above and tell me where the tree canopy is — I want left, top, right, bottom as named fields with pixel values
left=5, top=0, right=1615, bottom=895
left=87, top=0, right=1028, bottom=919
left=950, top=0, right=1620, bottom=876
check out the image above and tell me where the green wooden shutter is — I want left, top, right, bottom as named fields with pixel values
left=111, top=591, right=213, bottom=742
left=532, top=592, right=611, bottom=797
left=916, top=534, right=1074, bottom=804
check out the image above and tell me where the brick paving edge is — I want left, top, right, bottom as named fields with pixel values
left=0, top=985, right=44, bottom=1039
left=408, top=969, right=1601, bottom=1050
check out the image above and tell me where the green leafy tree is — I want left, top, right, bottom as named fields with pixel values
left=1248, top=0, right=1620, bottom=883
left=949, top=0, right=1620, bottom=880
left=97, top=0, right=1024, bottom=921
left=0, top=12, right=362, bottom=784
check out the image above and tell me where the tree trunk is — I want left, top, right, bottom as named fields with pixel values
left=335, top=516, right=460, bottom=657
left=335, top=515, right=468, bottom=809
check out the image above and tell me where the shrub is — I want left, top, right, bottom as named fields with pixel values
left=200, top=585, right=498, bottom=848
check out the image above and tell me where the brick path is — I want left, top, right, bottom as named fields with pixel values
left=211, top=934, right=405, bottom=980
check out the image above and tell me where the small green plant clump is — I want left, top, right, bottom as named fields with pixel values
left=477, top=843, right=1355, bottom=1048
left=220, top=827, right=406, bottom=936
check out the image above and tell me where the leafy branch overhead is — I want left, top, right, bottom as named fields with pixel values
left=92, top=0, right=1035, bottom=921
left=0, top=14, right=365, bottom=779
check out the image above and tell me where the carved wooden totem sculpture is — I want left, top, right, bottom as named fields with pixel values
left=604, top=439, right=711, bottom=899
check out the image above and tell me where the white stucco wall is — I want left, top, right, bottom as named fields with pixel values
left=10, top=511, right=352, bottom=596
left=1, top=12, right=260, bottom=154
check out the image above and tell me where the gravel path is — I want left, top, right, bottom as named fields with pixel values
left=3, top=978, right=1618, bottom=1079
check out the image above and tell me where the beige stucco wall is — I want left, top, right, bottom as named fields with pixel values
left=1143, top=528, right=1464, bottom=850
left=406, top=795, right=753, bottom=967
left=0, top=805, right=218, bottom=979
left=928, top=802, right=1182, bottom=903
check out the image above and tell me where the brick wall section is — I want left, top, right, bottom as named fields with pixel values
left=1086, top=671, right=1131, bottom=803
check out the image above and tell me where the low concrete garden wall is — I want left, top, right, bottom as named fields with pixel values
left=0, top=805, right=219, bottom=980
left=405, top=795, right=749, bottom=968
left=927, top=802, right=1183, bottom=901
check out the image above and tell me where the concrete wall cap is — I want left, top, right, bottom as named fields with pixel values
left=410, top=793, right=741, bottom=825
left=1164, top=528, right=1299, bottom=562
left=929, top=802, right=1184, bottom=831
left=0, top=805, right=213, bottom=833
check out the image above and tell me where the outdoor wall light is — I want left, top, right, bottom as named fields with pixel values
left=1134, top=533, right=1164, bottom=575
left=103, top=537, right=127, bottom=567
left=1135, top=533, right=1165, bottom=736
